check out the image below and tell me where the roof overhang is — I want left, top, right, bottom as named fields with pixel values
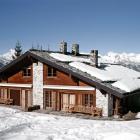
left=43, top=85, right=95, bottom=91
left=0, top=83, right=32, bottom=88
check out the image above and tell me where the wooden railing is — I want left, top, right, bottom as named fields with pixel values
left=0, top=98, right=13, bottom=105
left=64, top=104, right=102, bottom=117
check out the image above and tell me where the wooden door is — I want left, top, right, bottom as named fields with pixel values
left=62, top=94, right=76, bottom=110
left=10, top=89, right=20, bottom=106
left=69, top=94, right=75, bottom=107
left=44, top=91, right=52, bottom=108
left=62, top=94, right=69, bottom=109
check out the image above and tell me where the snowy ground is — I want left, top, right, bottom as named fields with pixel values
left=0, top=107, right=140, bottom=140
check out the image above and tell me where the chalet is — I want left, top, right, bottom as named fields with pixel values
left=0, top=42, right=140, bottom=117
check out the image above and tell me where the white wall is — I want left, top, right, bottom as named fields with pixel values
left=96, top=89, right=113, bottom=117
left=33, top=62, right=43, bottom=108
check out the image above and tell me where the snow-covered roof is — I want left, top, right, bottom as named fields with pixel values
left=50, top=53, right=90, bottom=63
left=50, top=52, right=140, bottom=93
left=69, top=62, right=140, bottom=92
left=69, top=62, right=117, bottom=81
left=0, top=83, right=32, bottom=88
left=43, top=85, right=95, bottom=91
left=112, top=78, right=140, bottom=92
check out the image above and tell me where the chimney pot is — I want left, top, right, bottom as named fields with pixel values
left=90, top=50, right=98, bottom=67
left=60, top=41, right=67, bottom=54
left=72, top=44, right=79, bottom=56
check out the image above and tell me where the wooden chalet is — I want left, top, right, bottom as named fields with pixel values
left=0, top=42, right=140, bottom=117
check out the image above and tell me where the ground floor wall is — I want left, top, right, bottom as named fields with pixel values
left=0, top=87, right=32, bottom=109
left=43, top=89, right=96, bottom=113
left=0, top=86, right=124, bottom=117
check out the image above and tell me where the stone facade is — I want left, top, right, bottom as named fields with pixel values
left=33, top=62, right=43, bottom=108
left=96, top=89, right=113, bottom=117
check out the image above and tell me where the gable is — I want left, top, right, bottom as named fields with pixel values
left=8, top=65, right=32, bottom=84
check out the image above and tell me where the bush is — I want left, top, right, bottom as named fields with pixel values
left=123, top=111, right=137, bottom=120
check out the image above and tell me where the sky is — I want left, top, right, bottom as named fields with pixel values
left=0, top=0, right=140, bottom=54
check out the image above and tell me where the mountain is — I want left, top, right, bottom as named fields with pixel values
left=0, top=49, right=140, bottom=72
left=0, top=49, right=15, bottom=67
left=99, top=52, right=140, bottom=72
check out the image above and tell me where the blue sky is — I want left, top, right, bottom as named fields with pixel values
left=0, top=0, right=140, bottom=54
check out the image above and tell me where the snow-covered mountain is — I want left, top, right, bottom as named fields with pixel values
left=100, top=52, right=140, bottom=64
left=0, top=49, right=15, bottom=67
left=100, top=52, right=140, bottom=72
left=0, top=49, right=140, bottom=72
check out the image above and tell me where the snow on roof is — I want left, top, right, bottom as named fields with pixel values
left=43, top=85, right=95, bottom=91
left=69, top=62, right=119, bottom=81
left=104, top=64, right=140, bottom=80
left=50, top=53, right=90, bottom=63
left=69, top=62, right=140, bottom=92
left=112, top=78, right=140, bottom=92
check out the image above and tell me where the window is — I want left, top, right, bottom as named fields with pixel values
left=82, top=94, right=94, bottom=107
left=45, top=91, right=52, bottom=107
left=0, top=89, right=4, bottom=99
left=47, top=67, right=57, bottom=77
left=23, top=67, right=31, bottom=77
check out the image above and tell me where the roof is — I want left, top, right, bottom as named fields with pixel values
left=69, top=61, right=140, bottom=92
left=0, top=50, right=140, bottom=98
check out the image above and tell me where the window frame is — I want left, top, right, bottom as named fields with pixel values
left=47, top=67, right=57, bottom=77
left=45, top=91, right=52, bottom=107
left=82, top=94, right=94, bottom=107
left=22, top=67, right=31, bottom=77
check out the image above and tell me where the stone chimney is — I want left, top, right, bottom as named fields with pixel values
left=90, top=50, right=98, bottom=67
left=72, top=44, right=79, bottom=56
left=60, top=41, right=67, bottom=54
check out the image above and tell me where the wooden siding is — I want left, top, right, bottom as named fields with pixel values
left=5, top=63, right=89, bottom=87
left=43, top=64, right=90, bottom=86
left=7, top=65, right=32, bottom=84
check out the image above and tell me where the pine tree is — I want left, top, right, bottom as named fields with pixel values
left=12, top=41, right=22, bottom=59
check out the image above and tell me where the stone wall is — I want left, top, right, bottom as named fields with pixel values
left=33, top=62, right=43, bottom=108
left=96, top=89, right=113, bottom=117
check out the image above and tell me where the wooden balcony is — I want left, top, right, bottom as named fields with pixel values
left=64, top=104, right=102, bottom=117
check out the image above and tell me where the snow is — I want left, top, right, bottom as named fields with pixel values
left=0, top=106, right=140, bottom=140
left=100, top=52, right=140, bottom=64
left=136, top=112, right=140, bottom=118
left=1, top=49, right=15, bottom=61
left=50, top=53, right=90, bottom=62
left=43, top=85, right=95, bottom=91
left=69, top=62, right=117, bottom=81
left=112, top=78, right=140, bottom=92
left=103, top=132, right=140, bottom=140
left=69, top=62, right=140, bottom=92
left=104, top=64, right=140, bottom=80
left=0, top=49, right=15, bottom=65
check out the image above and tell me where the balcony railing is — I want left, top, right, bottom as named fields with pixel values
left=63, top=104, right=102, bottom=117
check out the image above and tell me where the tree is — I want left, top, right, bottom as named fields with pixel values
left=12, top=41, right=22, bottom=59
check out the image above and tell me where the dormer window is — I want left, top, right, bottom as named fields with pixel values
left=48, top=67, right=57, bottom=77
left=23, top=67, right=31, bottom=77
